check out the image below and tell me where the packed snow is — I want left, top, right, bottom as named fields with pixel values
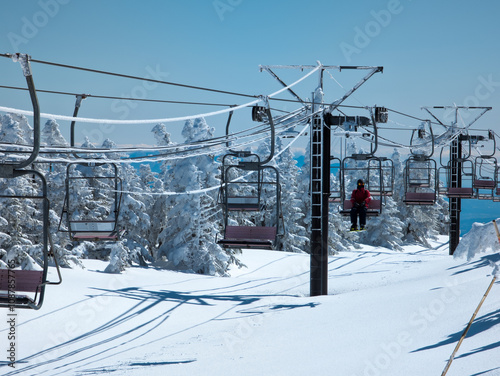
left=1, top=222, right=500, bottom=376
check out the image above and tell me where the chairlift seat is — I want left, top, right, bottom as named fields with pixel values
left=226, top=196, right=260, bottom=211
left=404, top=192, right=436, bottom=205
left=474, top=179, right=495, bottom=189
left=408, top=182, right=430, bottom=188
left=369, top=190, right=393, bottom=197
left=218, top=225, right=276, bottom=249
left=328, top=195, right=342, bottom=203
left=340, top=199, right=381, bottom=216
left=0, top=269, right=43, bottom=292
left=446, top=187, right=474, bottom=198
left=69, top=221, right=122, bottom=241
left=0, top=269, right=44, bottom=309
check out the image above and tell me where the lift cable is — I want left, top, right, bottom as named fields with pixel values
left=0, top=53, right=257, bottom=99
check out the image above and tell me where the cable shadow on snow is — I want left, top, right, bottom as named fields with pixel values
left=1, top=287, right=311, bottom=376
left=411, top=308, right=500, bottom=356
left=448, top=253, right=500, bottom=275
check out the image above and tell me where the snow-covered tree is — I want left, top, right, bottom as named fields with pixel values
left=156, top=118, right=232, bottom=276
left=275, top=137, right=308, bottom=253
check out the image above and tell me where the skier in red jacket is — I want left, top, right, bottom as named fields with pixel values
left=350, top=179, right=372, bottom=231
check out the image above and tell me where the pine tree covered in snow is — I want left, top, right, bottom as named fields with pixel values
left=0, top=114, right=44, bottom=269
left=39, top=119, right=76, bottom=267
left=156, top=118, right=232, bottom=276
left=275, top=137, right=308, bottom=253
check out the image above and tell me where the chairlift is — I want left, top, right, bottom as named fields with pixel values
left=0, top=54, right=61, bottom=310
left=217, top=101, right=283, bottom=250
left=59, top=162, right=123, bottom=241
left=329, top=157, right=342, bottom=203
left=474, top=156, right=497, bottom=199
left=332, top=107, right=391, bottom=215
left=494, top=165, right=500, bottom=202
left=403, top=123, right=438, bottom=205
left=59, top=95, right=124, bottom=240
left=0, top=170, right=61, bottom=310
left=472, top=130, right=497, bottom=199
left=437, top=134, right=475, bottom=198
left=339, top=155, right=383, bottom=216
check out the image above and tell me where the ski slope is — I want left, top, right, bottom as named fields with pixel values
left=1, top=230, right=499, bottom=376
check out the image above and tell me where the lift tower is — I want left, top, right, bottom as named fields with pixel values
left=261, top=64, right=382, bottom=296
left=423, top=106, right=491, bottom=255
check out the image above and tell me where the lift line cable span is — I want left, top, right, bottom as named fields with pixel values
left=0, top=107, right=309, bottom=163
left=0, top=64, right=320, bottom=125
left=0, top=53, right=258, bottom=100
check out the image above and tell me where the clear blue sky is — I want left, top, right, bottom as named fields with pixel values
left=2, top=0, right=500, bottom=149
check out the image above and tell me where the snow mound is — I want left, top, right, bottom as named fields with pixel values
left=454, top=219, right=500, bottom=261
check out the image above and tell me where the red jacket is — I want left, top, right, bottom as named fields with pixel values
left=350, top=188, right=372, bottom=207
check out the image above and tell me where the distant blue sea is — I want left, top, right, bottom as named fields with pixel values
left=458, top=199, right=498, bottom=234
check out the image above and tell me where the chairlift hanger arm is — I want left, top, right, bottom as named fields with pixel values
left=10, top=53, right=41, bottom=169
left=326, top=66, right=383, bottom=114
left=261, top=67, right=305, bottom=105
left=422, top=106, right=492, bottom=130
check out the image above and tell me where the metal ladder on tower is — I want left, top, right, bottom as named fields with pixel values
left=449, top=137, right=462, bottom=254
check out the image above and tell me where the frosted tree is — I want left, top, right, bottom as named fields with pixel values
left=137, top=163, right=164, bottom=251
left=148, top=123, right=174, bottom=258
left=275, top=137, right=308, bottom=253
left=0, top=113, right=32, bottom=147
left=0, top=182, right=42, bottom=270
left=156, top=118, right=232, bottom=276
left=116, top=160, right=153, bottom=267
left=358, top=196, right=404, bottom=250
left=39, top=119, right=75, bottom=266
left=0, top=114, right=43, bottom=269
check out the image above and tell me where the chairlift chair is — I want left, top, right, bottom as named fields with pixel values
left=59, top=162, right=123, bottom=241
left=339, top=155, right=383, bottom=216
left=0, top=170, right=61, bottom=310
left=494, top=165, right=500, bottom=202
left=403, top=123, right=438, bottom=205
left=444, top=158, right=475, bottom=198
left=403, top=156, right=438, bottom=205
left=217, top=102, right=283, bottom=250
left=329, top=157, right=342, bottom=203
left=474, top=156, right=497, bottom=200
left=218, top=152, right=282, bottom=250
left=0, top=54, right=61, bottom=310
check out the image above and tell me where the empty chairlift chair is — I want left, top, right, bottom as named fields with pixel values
left=445, top=158, right=475, bottom=199
left=403, top=123, right=438, bottom=205
left=218, top=152, right=282, bottom=250
left=0, top=170, right=61, bottom=310
left=60, top=162, right=123, bottom=241
left=403, top=156, right=438, bottom=205
left=474, top=156, right=497, bottom=200
left=0, top=54, right=61, bottom=310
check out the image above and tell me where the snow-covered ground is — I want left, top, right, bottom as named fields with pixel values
left=1, top=226, right=500, bottom=376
